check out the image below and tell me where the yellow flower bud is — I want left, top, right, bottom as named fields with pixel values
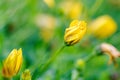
left=2, top=48, right=23, bottom=78
left=64, top=20, right=87, bottom=46
left=100, top=43, right=120, bottom=65
left=75, top=59, right=85, bottom=70
left=88, top=15, right=117, bottom=39
left=21, top=69, right=31, bottom=80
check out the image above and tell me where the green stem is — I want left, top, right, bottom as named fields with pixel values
left=90, top=0, right=104, bottom=16
left=32, top=45, right=66, bottom=79
left=72, top=69, right=84, bottom=80
left=41, top=45, right=66, bottom=72
left=85, top=50, right=97, bottom=63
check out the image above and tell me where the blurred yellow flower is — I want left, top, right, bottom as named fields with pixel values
left=59, top=0, right=83, bottom=19
left=100, top=43, right=120, bottom=65
left=21, top=69, right=31, bottom=80
left=2, top=48, right=23, bottom=78
left=88, top=15, right=117, bottom=39
left=64, top=20, right=87, bottom=46
left=43, top=0, right=55, bottom=8
left=34, top=14, right=56, bottom=42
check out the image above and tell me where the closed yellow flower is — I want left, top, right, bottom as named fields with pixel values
left=88, top=15, right=117, bottom=39
left=64, top=20, right=87, bottom=46
left=2, top=48, right=23, bottom=78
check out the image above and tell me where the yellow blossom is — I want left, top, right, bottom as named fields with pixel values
left=100, top=43, right=120, bottom=65
left=43, top=0, right=55, bottom=8
left=21, top=69, right=31, bottom=80
left=59, top=0, right=83, bottom=19
left=2, top=48, right=23, bottom=78
left=34, top=14, right=56, bottom=42
left=64, top=20, right=87, bottom=46
left=88, top=15, right=117, bottom=39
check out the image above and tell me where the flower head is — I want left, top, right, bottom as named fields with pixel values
left=100, top=43, right=120, bottom=65
left=21, top=69, right=31, bottom=80
left=88, top=15, right=117, bottom=39
left=2, top=48, right=23, bottom=78
left=64, top=20, right=87, bottom=46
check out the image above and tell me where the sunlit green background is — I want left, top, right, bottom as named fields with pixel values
left=0, top=0, right=120, bottom=80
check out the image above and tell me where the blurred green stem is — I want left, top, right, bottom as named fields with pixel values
left=32, top=45, right=66, bottom=79
left=90, top=0, right=104, bottom=16
left=83, top=0, right=104, bottom=21
left=85, top=50, right=97, bottom=62
left=41, top=45, right=66, bottom=72
left=71, top=69, right=83, bottom=80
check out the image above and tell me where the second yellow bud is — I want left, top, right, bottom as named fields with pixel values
left=2, top=48, right=23, bottom=78
left=64, top=20, right=87, bottom=46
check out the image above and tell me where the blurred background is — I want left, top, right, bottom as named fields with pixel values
left=0, top=0, right=120, bottom=80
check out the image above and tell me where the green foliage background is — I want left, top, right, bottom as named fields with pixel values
left=0, top=0, right=120, bottom=80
